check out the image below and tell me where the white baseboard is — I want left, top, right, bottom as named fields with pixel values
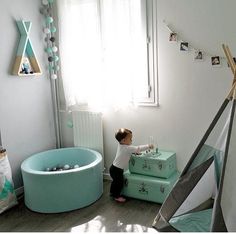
left=103, top=173, right=111, bottom=181
left=15, top=186, right=24, bottom=198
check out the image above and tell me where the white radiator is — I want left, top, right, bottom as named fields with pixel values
left=72, top=111, right=104, bottom=156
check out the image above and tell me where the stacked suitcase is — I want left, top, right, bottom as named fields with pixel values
left=122, top=149, right=179, bottom=204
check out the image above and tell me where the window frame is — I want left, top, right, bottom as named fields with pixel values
left=138, top=0, right=159, bottom=107
left=98, top=0, right=159, bottom=107
left=57, top=0, right=159, bottom=109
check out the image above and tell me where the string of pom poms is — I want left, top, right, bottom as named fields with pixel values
left=40, top=0, right=60, bottom=79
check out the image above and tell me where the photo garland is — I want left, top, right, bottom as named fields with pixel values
left=164, top=20, right=235, bottom=68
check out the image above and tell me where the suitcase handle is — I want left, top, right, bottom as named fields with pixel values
left=142, top=160, right=151, bottom=171
left=160, top=185, right=165, bottom=193
left=139, top=182, right=148, bottom=195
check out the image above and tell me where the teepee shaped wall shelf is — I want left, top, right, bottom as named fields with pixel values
left=12, top=20, right=42, bottom=76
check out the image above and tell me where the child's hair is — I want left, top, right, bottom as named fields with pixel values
left=115, top=128, right=132, bottom=143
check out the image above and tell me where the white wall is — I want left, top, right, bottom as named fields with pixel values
left=0, top=0, right=56, bottom=189
left=60, top=0, right=235, bottom=175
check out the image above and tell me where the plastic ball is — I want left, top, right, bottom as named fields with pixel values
left=46, top=16, right=53, bottom=24
left=51, top=74, right=57, bottom=79
left=42, top=0, right=49, bottom=5
left=53, top=55, right=59, bottom=62
left=74, top=164, right=80, bottom=169
left=48, top=56, right=54, bottom=62
left=52, top=46, right=58, bottom=52
left=63, top=164, right=70, bottom=170
left=50, top=26, right=57, bottom=33
left=52, top=167, right=57, bottom=171
left=44, top=27, right=51, bottom=34
left=50, top=36, right=55, bottom=42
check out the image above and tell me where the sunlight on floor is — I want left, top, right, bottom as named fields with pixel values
left=70, top=215, right=157, bottom=233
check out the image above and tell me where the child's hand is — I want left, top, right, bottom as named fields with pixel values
left=149, top=144, right=154, bottom=149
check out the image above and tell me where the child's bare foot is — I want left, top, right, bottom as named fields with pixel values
left=115, top=196, right=126, bottom=203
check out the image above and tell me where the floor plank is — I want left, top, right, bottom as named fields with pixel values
left=0, top=180, right=160, bottom=232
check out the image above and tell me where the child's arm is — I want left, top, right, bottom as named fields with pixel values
left=128, top=144, right=154, bottom=154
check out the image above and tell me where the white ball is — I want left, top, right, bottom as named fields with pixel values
left=63, top=164, right=70, bottom=170
left=74, top=164, right=80, bottom=169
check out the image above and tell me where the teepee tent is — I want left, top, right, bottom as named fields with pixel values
left=152, top=44, right=236, bottom=232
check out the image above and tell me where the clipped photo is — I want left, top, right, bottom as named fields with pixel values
left=211, top=56, right=221, bottom=67
left=194, top=50, right=203, bottom=61
left=180, top=42, right=189, bottom=51
left=169, top=32, right=177, bottom=42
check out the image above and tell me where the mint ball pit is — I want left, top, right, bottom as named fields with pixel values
left=21, top=147, right=103, bottom=213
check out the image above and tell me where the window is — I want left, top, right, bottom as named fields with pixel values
left=57, top=0, right=158, bottom=111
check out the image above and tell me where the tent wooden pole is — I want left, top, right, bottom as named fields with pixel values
left=226, top=45, right=236, bottom=83
left=222, top=44, right=236, bottom=84
left=226, top=82, right=236, bottom=100
left=233, top=86, right=236, bottom=100
left=222, top=44, right=235, bottom=75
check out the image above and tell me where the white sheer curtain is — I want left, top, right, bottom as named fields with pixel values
left=57, top=0, right=148, bottom=111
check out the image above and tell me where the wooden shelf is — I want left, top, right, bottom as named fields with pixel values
left=12, top=20, right=42, bottom=76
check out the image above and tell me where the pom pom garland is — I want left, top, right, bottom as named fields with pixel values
left=42, top=0, right=49, bottom=5
left=40, top=7, right=48, bottom=16
left=52, top=46, right=58, bottom=52
left=50, top=26, right=57, bottom=33
left=50, top=37, right=55, bottom=42
left=45, top=47, right=52, bottom=53
left=53, top=55, right=59, bottom=62
left=54, top=65, right=60, bottom=71
left=48, top=56, right=54, bottom=62
left=51, top=73, right=57, bottom=79
left=44, top=37, right=50, bottom=43
left=46, top=16, right=54, bottom=24
left=44, top=28, right=51, bottom=34
left=41, top=0, right=60, bottom=80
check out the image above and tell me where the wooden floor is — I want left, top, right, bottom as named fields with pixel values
left=0, top=180, right=160, bottom=232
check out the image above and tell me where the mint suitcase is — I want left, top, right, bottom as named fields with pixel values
left=129, top=150, right=176, bottom=178
left=122, top=170, right=179, bottom=204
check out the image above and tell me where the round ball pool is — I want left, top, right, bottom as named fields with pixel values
left=21, top=147, right=103, bottom=213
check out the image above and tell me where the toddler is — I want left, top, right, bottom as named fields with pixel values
left=109, top=128, right=154, bottom=203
